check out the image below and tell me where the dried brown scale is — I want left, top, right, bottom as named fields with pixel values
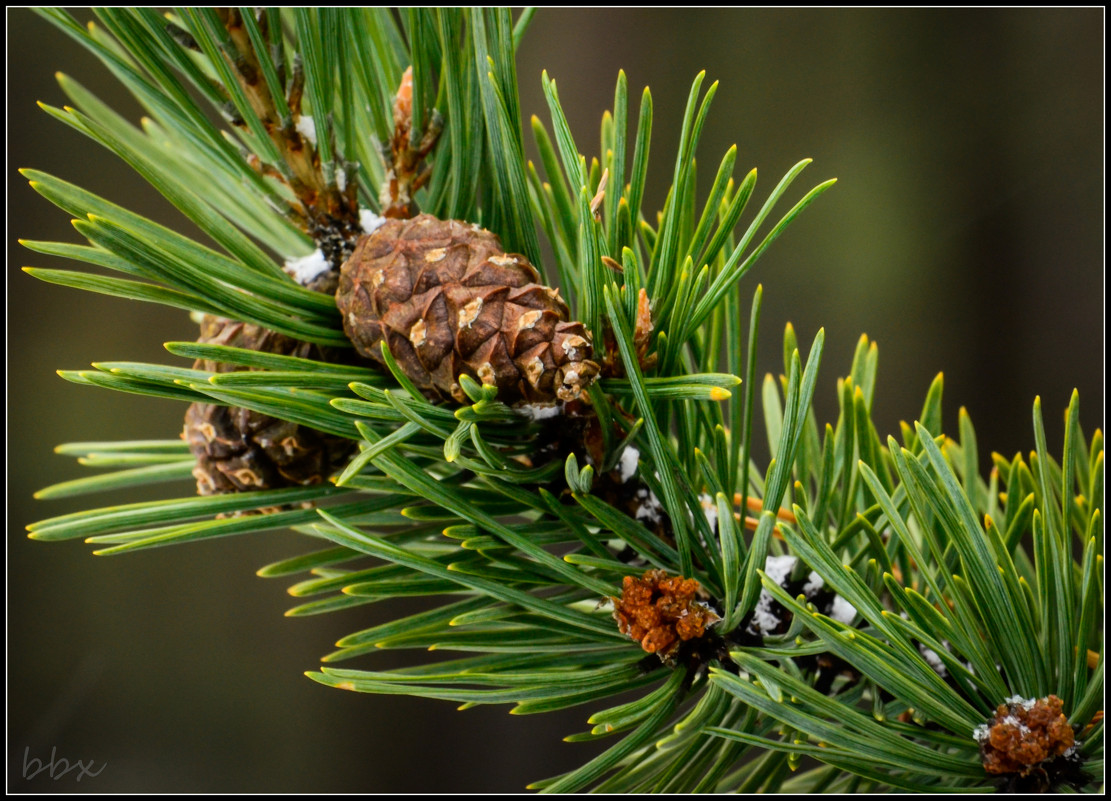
left=183, top=316, right=355, bottom=504
left=381, top=67, right=442, bottom=220
left=336, top=214, right=600, bottom=405
left=206, top=8, right=362, bottom=271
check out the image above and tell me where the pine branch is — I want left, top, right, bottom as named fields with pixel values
left=20, top=7, right=1101, bottom=793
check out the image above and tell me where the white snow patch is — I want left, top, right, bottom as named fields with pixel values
left=699, top=493, right=718, bottom=533
left=919, top=643, right=949, bottom=678
left=745, top=556, right=797, bottom=636
left=1000, top=714, right=1030, bottom=734
left=296, top=115, right=317, bottom=147
left=335, top=169, right=347, bottom=193
left=748, top=595, right=783, bottom=636
left=828, top=594, right=857, bottom=625
left=618, top=446, right=639, bottom=483
left=972, top=724, right=991, bottom=743
left=516, top=403, right=562, bottom=421
left=763, top=555, right=798, bottom=586
left=635, top=487, right=664, bottom=525
left=360, top=209, right=387, bottom=235
left=284, top=249, right=331, bottom=286
left=803, top=570, right=824, bottom=596
left=1004, top=695, right=1037, bottom=711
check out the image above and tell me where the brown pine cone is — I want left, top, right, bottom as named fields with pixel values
left=336, top=214, right=600, bottom=405
left=184, top=316, right=355, bottom=496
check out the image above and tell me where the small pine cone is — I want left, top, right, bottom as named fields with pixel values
left=184, top=316, right=354, bottom=497
left=336, top=214, right=600, bottom=404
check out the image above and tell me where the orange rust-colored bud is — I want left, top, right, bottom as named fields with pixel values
left=611, top=569, right=719, bottom=658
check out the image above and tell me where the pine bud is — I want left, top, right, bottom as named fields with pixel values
left=612, top=569, right=719, bottom=658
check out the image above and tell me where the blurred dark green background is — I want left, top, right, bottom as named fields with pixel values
left=9, top=8, right=1103, bottom=792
